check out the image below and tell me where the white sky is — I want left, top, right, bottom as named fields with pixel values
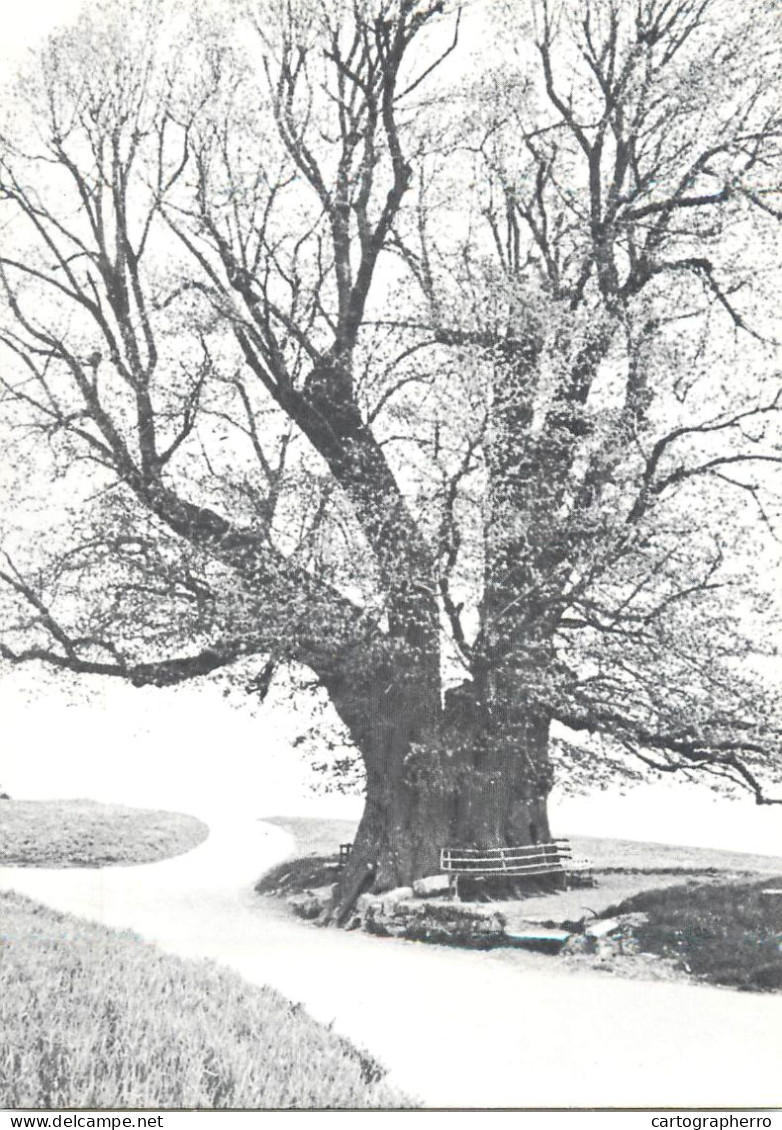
left=0, top=1, right=84, bottom=64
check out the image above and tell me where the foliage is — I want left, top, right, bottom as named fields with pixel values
left=0, top=889, right=409, bottom=1108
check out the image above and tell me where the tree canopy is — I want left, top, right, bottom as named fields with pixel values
left=1, top=0, right=781, bottom=901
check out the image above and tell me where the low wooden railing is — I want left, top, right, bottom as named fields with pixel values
left=440, top=839, right=594, bottom=896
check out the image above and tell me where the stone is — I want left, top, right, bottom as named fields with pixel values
left=355, top=892, right=380, bottom=918
left=617, top=934, right=641, bottom=956
left=288, top=892, right=322, bottom=920
left=365, top=899, right=506, bottom=947
left=562, top=933, right=590, bottom=954
left=310, top=884, right=335, bottom=904
left=618, top=912, right=649, bottom=929
left=585, top=917, right=622, bottom=939
left=391, top=899, right=419, bottom=916
left=413, top=874, right=451, bottom=897
left=288, top=885, right=334, bottom=921
left=380, top=886, right=414, bottom=914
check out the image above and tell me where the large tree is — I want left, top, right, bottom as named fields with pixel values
left=1, top=0, right=781, bottom=918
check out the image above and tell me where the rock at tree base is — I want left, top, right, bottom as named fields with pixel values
left=412, top=875, right=451, bottom=897
left=289, top=886, right=335, bottom=920
left=364, top=898, right=506, bottom=947
left=380, top=886, right=414, bottom=914
left=585, top=918, right=622, bottom=939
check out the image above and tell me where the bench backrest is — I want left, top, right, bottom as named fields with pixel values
left=441, top=840, right=574, bottom=875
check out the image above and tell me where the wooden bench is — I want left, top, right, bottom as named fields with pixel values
left=440, top=839, right=594, bottom=899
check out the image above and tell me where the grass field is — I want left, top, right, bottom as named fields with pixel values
left=604, top=877, right=782, bottom=992
left=0, top=890, right=409, bottom=1109
left=264, top=816, right=358, bottom=858
left=0, top=800, right=208, bottom=867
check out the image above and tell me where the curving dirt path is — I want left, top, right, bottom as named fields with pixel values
left=1, top=812, right=781, bottom=1109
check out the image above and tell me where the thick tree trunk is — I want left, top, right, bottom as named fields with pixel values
left=452, top=704, right=553, bottom=848
left=332, top=674, right=554, bottom=921
left=331, top=349, right=563, bottom=921
left=331, top=667, right=450, bottom=919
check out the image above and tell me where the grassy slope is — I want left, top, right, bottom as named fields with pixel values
left=255, top=817, right=356, bottom=895
left=0, top=800, right=208, bottom=867
left=263, top=816, right=358, bottom=858
left=573, top=835, right=782, bottom=876
left=603, top=877, right=782, bottom=992
left=0, top=890, right=410, bottom=1109
left=262, top=815, right=782, bottom=877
